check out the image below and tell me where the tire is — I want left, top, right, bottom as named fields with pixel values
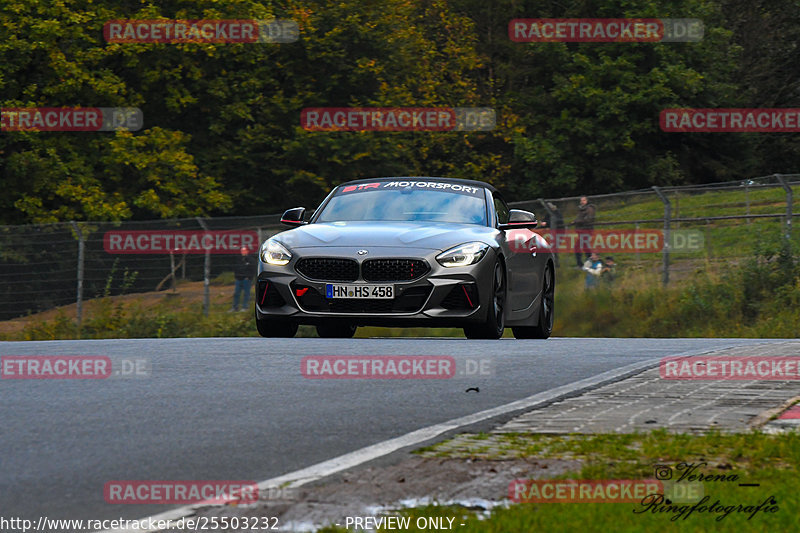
left=255, top=314, right=298, bottom=338
left=463, top=260, right=506, bottom=339
left=513, top=262, right=554, bottom=339
left=316, top=323, right=357, bottom=338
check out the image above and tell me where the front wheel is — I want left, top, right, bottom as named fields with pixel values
left=463, top=260, right=506, bottom=339
left=513, top=263, right=554, bottom=339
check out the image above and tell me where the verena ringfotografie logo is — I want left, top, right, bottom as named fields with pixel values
left=104, top=481, right=258, bottom=504
left=509, top=479, right=662, bottom=503
left=508, top=229, right=703, bottom=253
left=103, top=230, right=258, bottom=254
left=1, top=107, right=142, bottom=131
left=509, top=18, right=703, bottom=42
left=301, top=356, right=493, bottom=379
left=637, top=463, right=776, bottom=521
left=104, top=19, right=298, bottom=43
left=661, top=356, right=800, bottom=380
left=1, top=356, right=150, bottom=379
left=300, top=107, right=495, bottom=131
left=661, top=109, right=800, bottom=132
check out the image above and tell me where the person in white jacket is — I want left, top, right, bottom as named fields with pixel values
left=582, top=253, right=603, bottom=289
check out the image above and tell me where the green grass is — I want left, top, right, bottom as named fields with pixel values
left=322, top=431, right=800, bottom=532
left=551, top=234, right=800, bottom=338
left=589, top=185, right=800, bottom=224
left=2, top=293, right=320, bottom=340
left=561, top=184, right=800, bottom=266
left=417, top=431, right=799, bottom=466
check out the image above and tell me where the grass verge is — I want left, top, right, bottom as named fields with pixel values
left=320, top=430, right=800, bottom=532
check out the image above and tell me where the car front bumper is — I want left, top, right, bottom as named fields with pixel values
left=255, top=246, right=498, bottom=327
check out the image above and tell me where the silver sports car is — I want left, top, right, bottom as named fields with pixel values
left=255, top=177, right=554, bottom=339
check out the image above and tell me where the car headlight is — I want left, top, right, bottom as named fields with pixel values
left=436, top=242, right=489, bottom=267
left=260, top=239, right=292, bottom=266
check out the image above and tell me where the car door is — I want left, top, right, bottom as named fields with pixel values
left=491, top=193, right=541, bottom=313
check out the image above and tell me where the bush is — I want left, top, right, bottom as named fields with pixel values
left=554, top=236, right=799, bottom=338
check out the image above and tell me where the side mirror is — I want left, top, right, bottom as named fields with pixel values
left=499, top=209, right=538, bottom=230
left=280, top=207, right=307, bottom=226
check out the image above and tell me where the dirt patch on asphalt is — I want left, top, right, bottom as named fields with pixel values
left=193, top=455, right=582, bottom=531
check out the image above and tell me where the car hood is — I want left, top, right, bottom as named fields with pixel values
left=275, top=221, right=498, bottom=251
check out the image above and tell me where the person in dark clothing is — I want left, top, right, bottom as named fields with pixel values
left=601, top=256, right=617, bottom=285
left=573, top=196, right=596, bottom=267
left=542, top=202, right=563, bottom=231
left=540, top=202, right=563, bottom=266
left=231, top=246, right=257, bottom=312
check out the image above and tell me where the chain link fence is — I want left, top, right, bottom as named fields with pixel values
left=1, top=174, right=798, bottom=324
left=511, top=173, right=799, bottom=283
left=0, top=215, right=284, bottom=322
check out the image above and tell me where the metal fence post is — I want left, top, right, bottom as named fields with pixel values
left=169, top=250, right=176, bottom=292
left=71, top=221, right=85, bottom=334
left=775, top=174, right=793, bottom=240
left=196, top=217, right=211, bottom=317
left=653, top=187, right=671, bottom=286
left=742, top=179, right=753, bottom=224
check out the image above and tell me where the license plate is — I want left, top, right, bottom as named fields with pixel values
left=325, top=284, right=394, bottom=299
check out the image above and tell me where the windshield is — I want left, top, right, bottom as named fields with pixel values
left=316, top=183, right=488, bottom=225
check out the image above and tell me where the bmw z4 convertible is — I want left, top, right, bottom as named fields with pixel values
left=255, top=177, right=555, bottom=339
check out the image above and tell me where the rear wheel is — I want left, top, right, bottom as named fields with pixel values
left=255, top=313, right=298, bottom=338
left=513, top=263, right=554, bottom=339
left=463, top=260, right=506, bottom=339
left=316, top=323, right=357, bottom=338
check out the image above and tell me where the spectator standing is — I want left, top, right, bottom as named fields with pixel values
left=601, top=256, right=617, bottom=285
left=231, top=246, right=257, bottom=312
left=540, top=202, right=563, bottom=266
left=573, top=196, right=596, bottom=267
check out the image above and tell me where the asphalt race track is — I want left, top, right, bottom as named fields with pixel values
left=0, top=337, right=780, bottom=522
